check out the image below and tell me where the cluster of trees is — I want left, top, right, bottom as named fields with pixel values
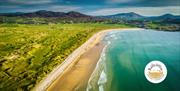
left=144, top=22, right=180, bottom=31
left=109, top=19, right=180, bottom=31
left=1, top=16, right=179, bottom=31
left=0, top=16, right=109, bottom=24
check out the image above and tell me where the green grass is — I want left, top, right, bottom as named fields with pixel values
left=0, top=23, right=132, bottom=90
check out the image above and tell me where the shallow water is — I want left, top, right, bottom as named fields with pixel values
left=87, top=30, right=180, bottom=91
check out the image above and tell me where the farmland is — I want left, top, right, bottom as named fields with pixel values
left=0, top=23, right=132, bottom=90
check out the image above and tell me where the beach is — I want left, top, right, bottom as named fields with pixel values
left=46, top=29, right=113, bottom=91
left=33, top=28, right=141, bottom=91
left=48, top=42, right=105, bottom=91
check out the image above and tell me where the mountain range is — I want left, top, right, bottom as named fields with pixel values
left=0, top=10, right=180, bottom=21
left=100, top=12, right=180, bottom=20
left=99, top=12, right=144, bottom=20
left=0, top=10, right=91, bottom=18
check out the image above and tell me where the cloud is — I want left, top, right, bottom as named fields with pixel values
left=87, top=6, right=180, bottom=16
left=0, top=4, right=81, bottom=13
left=0, top=5, right=19, bottom=9
left=0, top=0, right=81, bottom=13
left=5, top=0, right=53, bottom=5
left=106, top=0, right=139, bottom=4
left=47, top=5, right=81, bottom=12
left=0, top=0, right=179, bottom=16
left=106, top=0, right=180, bottom=7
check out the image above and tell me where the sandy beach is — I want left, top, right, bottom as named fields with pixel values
left=33, top=28, right=142, bottom=91
left=48, top=42, right=105, bottom=91
left=46, top=29, right=107, bottom=91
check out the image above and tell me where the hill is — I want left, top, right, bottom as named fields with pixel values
left=99, top=12, right=144, bottom=20
left=0, top=10, right=91, bottom=18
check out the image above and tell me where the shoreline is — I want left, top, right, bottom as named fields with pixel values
left=33, top=28, right=142, bottom=91
left=48, top=42, right=105, bottom=91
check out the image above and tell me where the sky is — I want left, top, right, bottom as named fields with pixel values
left=0, top=0, right=180, bottom=16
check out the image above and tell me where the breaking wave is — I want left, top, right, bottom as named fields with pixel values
left=86, top=31, right=119, bottom=91
left=86, top=45, right=108, bottom=91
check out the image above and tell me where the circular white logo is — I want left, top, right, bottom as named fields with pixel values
left=144, top=60, right=167, bottom=84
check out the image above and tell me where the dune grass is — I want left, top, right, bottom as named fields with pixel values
left=0, top=23, right=132, bottom=90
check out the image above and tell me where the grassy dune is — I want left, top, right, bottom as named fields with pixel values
left=0, top=23, right=132, bottom=90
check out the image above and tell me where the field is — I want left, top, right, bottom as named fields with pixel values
left=0, top=23, right=132, bottom=90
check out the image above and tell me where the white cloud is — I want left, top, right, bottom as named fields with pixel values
left=47, top=5, right=81, bottom=12
left=87, top=6, right=180, bottom=16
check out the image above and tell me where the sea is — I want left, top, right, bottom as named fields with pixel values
left=86, top=29, right=180, bottom=91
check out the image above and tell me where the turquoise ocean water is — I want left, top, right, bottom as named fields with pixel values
left=86, top=29, right=180, bottom=91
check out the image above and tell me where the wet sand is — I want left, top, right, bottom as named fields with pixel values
left=47, top=42, right=105, bottom=91
left=33, top=28, right=141, bottom=91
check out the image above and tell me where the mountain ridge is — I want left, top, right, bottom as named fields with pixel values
left=99, top=12, right=144, bottom=20
left=99, top=12, right=180, bottom=20
left=0, top=10, right=180, bottom=21
left=0, top=10, right=91, bottom=18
